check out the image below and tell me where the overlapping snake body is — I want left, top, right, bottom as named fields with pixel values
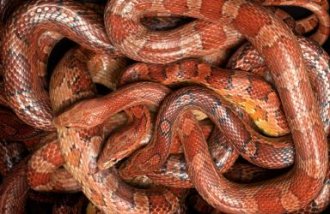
left=2, top=0, right=117, bottom=131
left=55, top=1, right=328, bottom=214
left=115, top=34, right=330, bottom=186
left=0, top=0, right=329, bottom=213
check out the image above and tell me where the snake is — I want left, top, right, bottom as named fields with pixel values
left=53, top=0, right=329, bottom=213
left=254, top=0, right=330, bottom=44
left=0, top=140, right=27, bottom=177
left=115, top=47, right=330, bottom=211
left=118, top=36, right=330, bottom=178
left=0, top=128, right=29, bottom=214
left=54, top=81, right=189, bottom=213
left=27, top=132, right=82, bottom=192
left=0, top=0, right=328, bottom=212
left=0, top=108, right=42, bottom=142
left=228, top=36, right=330, bottom=133
left=0, top=158, right=29, bottom=214
left=1, top=0, right=328, bottom=132
left=51, top=79, right=328, bottom=214
left=1, top=0, right=117, bottom=131
left=68, top=34, right=330, bottom=190
left=114, top=19, right=329, bottom=213
left=48, top=45, right=185, bottom=212
left=29, top=45, right=188, bottom=213
left=27, top=47, right=129, bottom=193
left=105, top=0, right=329, bottom=63
left=121, top=35, right=330, bottom=136
left=170, top=87, right=329, bottom=211
left=158, top=87, right=330, bottom=213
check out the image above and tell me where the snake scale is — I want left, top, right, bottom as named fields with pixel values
left=0, top=0, right=329, bottom=213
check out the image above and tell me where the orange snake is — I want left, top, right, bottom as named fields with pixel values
left=54, top=1, right=329, bottom=214
left=0, top=0, right=329, bottom=213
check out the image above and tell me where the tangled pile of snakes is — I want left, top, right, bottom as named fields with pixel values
left=1, top=0, right=330, bottom=213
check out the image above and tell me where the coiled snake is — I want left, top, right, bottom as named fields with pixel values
left=0, top=0, right=329, bottom=213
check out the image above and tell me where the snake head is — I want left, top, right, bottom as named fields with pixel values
left=119, top=151, right=162, bottom=180
left=97, top=135, right=129, bottom=170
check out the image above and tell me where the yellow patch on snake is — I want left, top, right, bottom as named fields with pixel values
left=192, top=110, right=207, bottom=120
left=223, top=94, right=284, bottom=136
left=225, top=97, right=264, bottom=122
left=254, top=120, right=282, bottom=136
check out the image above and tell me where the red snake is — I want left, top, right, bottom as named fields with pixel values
left=53, top=0, right=329, bottom=213
left=1, top=0, right=328, bottom=131
left=2, top=0, right=117, bottom=131
left=0, top=0, right=329, bottom=213
left=54, top=49, right=185, bottom=213
left=115, top=34, right=330, bottom=187
left=0, top=158, right=29, bottom=214
left=27, top=47, right=128, bottom=193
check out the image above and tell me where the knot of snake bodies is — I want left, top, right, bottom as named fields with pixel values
left=0, top=0, right=330, bottom=213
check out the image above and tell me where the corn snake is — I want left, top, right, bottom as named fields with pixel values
left=0, top=0, right=330, bottom=213
left=54, top=1, right=329, bottom=214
